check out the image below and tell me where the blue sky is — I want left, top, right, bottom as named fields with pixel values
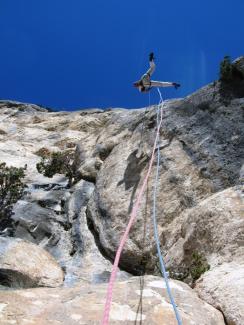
left=0, top=0, right=243, bottom=110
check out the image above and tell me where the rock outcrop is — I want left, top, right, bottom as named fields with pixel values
left=0, top=237, right=64, bottom=288
left=86, top=81, right=244, bottom=272
left=0, top=275, right=225, bottom=325
left=0, top=102, right=128, bottom=286
left=196, top=262, right=244, bottom=325
left=164, top=186, right=243, bottom=276
left=0, top=57, right=243, bottom=324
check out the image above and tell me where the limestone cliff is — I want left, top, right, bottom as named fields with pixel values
left=0, top=57, right=243, bottom=324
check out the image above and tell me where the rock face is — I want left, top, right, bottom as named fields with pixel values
left=164, top=186, right=243, bottom=275
left=86, top=83, right=244, bottom=273
left=0, top=102, right=129, bottom=286
left=0, top=275, right=225, bottom=325
left=79, top=79, right=243, bottom=324
left=196, top=262, right=244, bottom=325
left=0, top=63, right=243, bottom=324
left=0, top=237, right=64, bottom=288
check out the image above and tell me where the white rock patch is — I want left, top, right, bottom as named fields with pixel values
left=135, top=289, right=172, bottom=308
left=70, top=314, right=82, bottom=321
left=18, top=291, right=37, bottom=298
left=32, top=300, right=44, bottom=306
left=148, top=280, right=185, bottom=292
left=22, top=320, right=35, bottom=324
left=135, top=288, right=155, bottom=297
left=110, top=303, right=146, bottom=321
left=0, top=303, right=7, bottom=316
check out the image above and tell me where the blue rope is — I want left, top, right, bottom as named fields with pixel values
left=152, top=88, right=183, bottom=325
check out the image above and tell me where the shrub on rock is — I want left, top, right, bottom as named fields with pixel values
left=36, top=151, right=75, bottom=186
left=219, top=55, right=233, bottom=82
left=0, top=162, right=26, bottom=231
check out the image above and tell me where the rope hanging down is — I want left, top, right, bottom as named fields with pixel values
left=101, top=95, right=163, bottom=325
left=153, top=88, right=182, bottom=325
left=101, top=90, right=182, bottom=325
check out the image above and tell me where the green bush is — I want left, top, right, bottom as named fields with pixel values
left=190, top=251, right=210, bottom=282
left=168, top=251, right=210, bottom=285
left=0, top=162, right=26, bottom=225
left=36, top=151, right=75, bottom=186
left=219, top=55, right=233, bottom=82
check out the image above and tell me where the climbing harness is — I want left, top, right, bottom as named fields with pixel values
left=101, top=89, right=181, bottom=325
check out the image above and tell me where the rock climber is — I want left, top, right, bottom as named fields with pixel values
left=133, top=52, right=180, bottom=92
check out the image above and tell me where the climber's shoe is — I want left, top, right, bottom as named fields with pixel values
left=173, top=82, right=180, bottom=89
left=149, top=52, right=155, bottom=61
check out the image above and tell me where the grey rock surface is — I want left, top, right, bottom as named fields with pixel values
left=196, top=262, right=244, bottom=325
left=0, top=73, right=243, bottom=323
left=0, top=237, right=64, bottom=288
left=0, top=275, right=225, bottom=325
left=0, top=103, right=130, bottom=286
left=164, top=186, right=243, bottom=273
left=87, top=83, right=244, bottom=274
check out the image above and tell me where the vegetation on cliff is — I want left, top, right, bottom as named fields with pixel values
left=0, top=162, right=26, bottom=230
left=36, top=150, right=75, bottom=186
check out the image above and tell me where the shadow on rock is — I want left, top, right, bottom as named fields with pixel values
left=117, top=149, right=148, bottom=213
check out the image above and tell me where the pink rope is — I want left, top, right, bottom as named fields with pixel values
left=101, top=104, right=163, bottom=324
